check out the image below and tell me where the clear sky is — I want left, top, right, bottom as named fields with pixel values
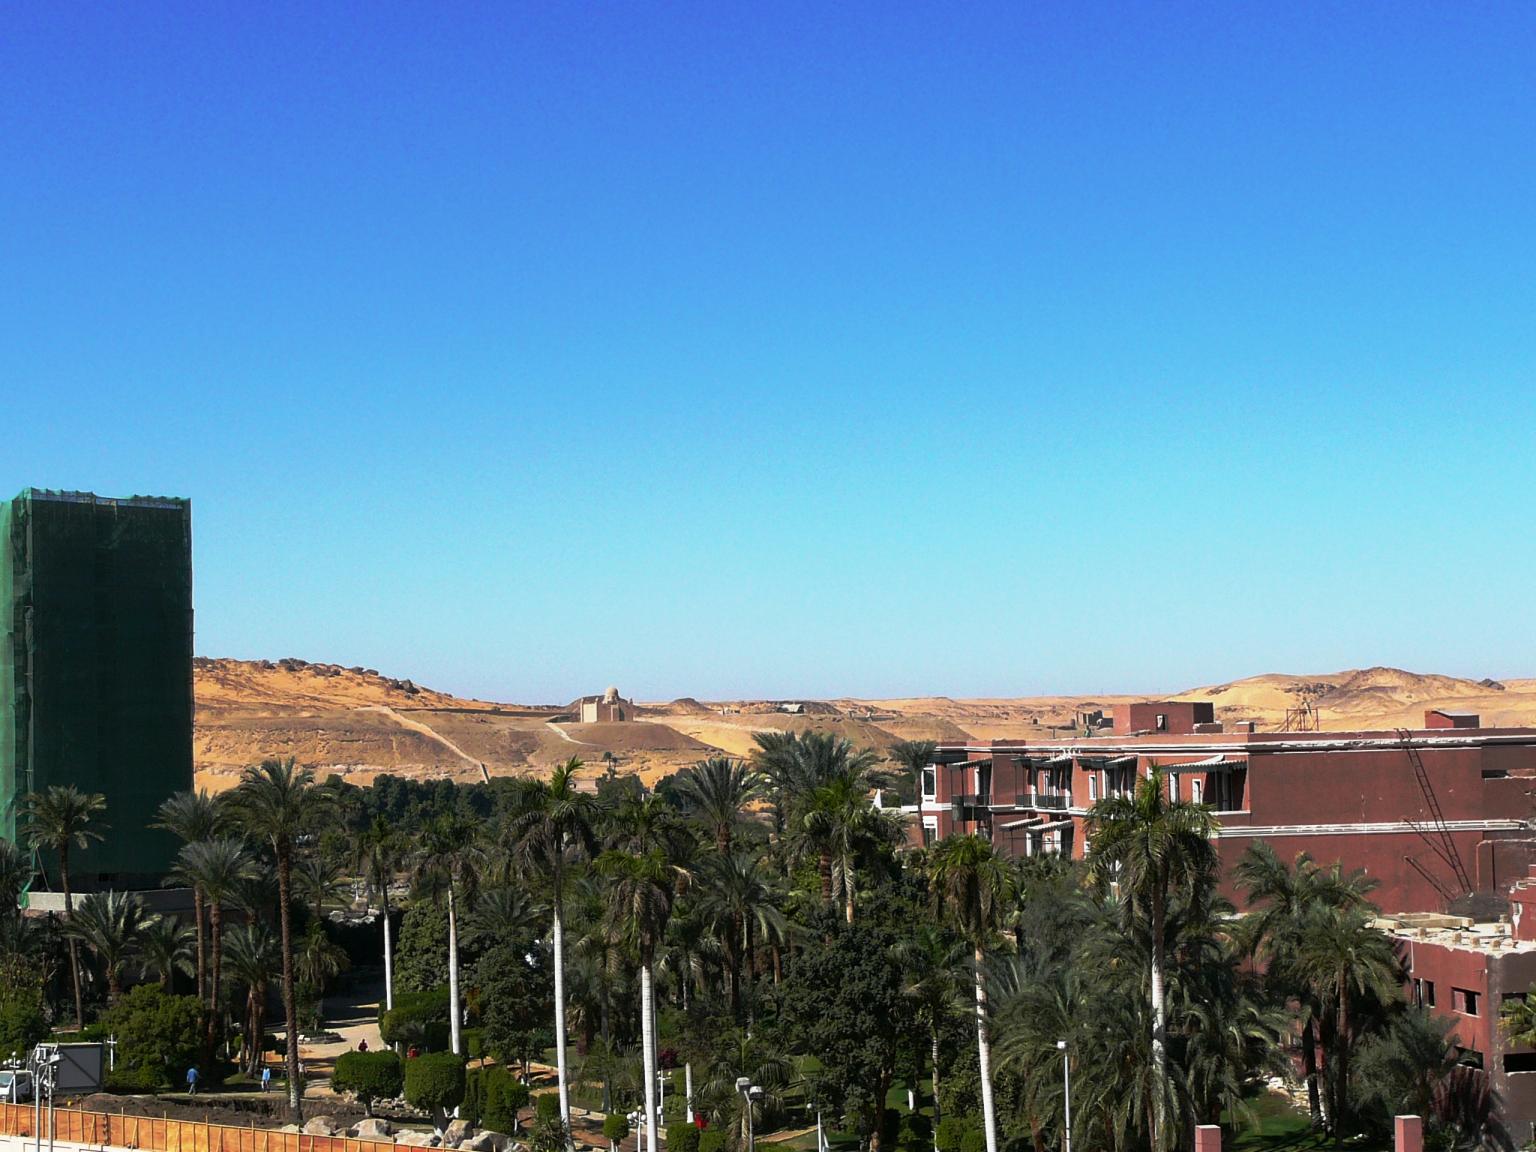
left=4, top=4, right=1534, bottom=703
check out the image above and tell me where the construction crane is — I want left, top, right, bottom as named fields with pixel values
left=1397, top=728, right=1473, bottom=899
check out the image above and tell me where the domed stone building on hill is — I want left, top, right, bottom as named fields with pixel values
left=579, top=686, right=633, bottom=723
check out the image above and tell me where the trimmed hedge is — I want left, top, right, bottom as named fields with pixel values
left=381, top=987, right=452, bottom=1052
left=332, top=1050, right=403, bottom=1117
left=462, top=1064, right=528, bottom=1134
left=404, top=1051, right=466, bottom=1121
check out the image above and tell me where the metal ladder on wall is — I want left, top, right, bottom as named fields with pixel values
left=1397, top=728, right=1473, bottom=898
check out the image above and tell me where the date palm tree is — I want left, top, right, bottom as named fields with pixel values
left=1293, top=904, right=1402, bottom=1133
left=693, top=849, right=786, bottom=1020
left=295, top=848, right=350, bottom=926
left=225, top=922, right=279, bottom=1076
left=799, top=771, right=901, bottom=922
left=893, top=922, right=968, bottom=1135
left=675, top=756, right=761, bottom=854
left=25, top=784, right=107, bottom=1028
left=1087, top=765, right=1216, bottom=1151
left=1235, top=842, right=1378, bottom=1125
left=153, top=789, right=226, bottom=1004
left=510, top=757, right=600, bottom=1143
left=356, top=816, right=406, bottom=1011
left=888, top=740, right=937, bottom=806
left=175, top=836, right=258, bottom=1054
left=65, top=890, right=152, bottom=1005
left=231, top=757, right=332, bottom=1122
left=599, top=846, right=688, bottom=1152
left=928, top=833, right=1013, bottom=1152
left=139, top=915, right=195, bottom=992
left=411, top=811, right=483, bottom=1056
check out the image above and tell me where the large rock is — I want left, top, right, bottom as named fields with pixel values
left=277, top=1126, right=302, bottom=1135
left=396, top=1130, right=440, bottom=1147
left=442, top=1121, right=473, bottom=1145
left=353, top=1118, right=395, bottom=1139
left=303, top=1117, right=345, bottom=1137
left=458, top=1132, right=501, bottom=1152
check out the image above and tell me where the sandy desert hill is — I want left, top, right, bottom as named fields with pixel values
left=192, top=658, right=1536, bottom=792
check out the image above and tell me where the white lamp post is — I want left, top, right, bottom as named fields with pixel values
left=1057, top=1041, right=1071, bottom=1152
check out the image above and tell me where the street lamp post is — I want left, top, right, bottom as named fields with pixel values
left=1057, top=1041, right=1071, bottom=1152
left=736, top=1078, right=762, bottom=1152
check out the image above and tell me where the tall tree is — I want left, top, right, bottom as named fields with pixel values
left=599, top=846, right=688, bottom=1152
left=64, top=890, right=152, bottom=1005
left=888, top=740, right=937, bottom=806
left=799, top=772, right=901, bottom=922
left=139, top=916, right=195, bottom=992
left=1292, top=905, right=1402, bottom=1132
left=25, top=784, right=107, bottom=1028
left=694, top=850, right=787, bottom=1019
left=224, top=923, right=279, bottom=1076
left=893, top=922, right=967, bottom=1135
left=411, top=812, right=483, bottom=1056
left=153, top=789, right=226, bottom=1005
left=1235, top=842, right=1378, bottom=1125
left=510, top=756, right=600, bottom=1143
left=174, top=836, right=257, bottom=1055
left=232, top=757, right=332, bottom=1122
left=1087, top=765, right=1216, bottom=1151
left=675, top=756, right=761, bottom=854
left=356, top=816, right=406, bottom=1011
left=928, top=834, right=1013, bottom=1152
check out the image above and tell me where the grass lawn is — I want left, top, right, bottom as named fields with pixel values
left=1228, top=1093, right=1389, bottom=1152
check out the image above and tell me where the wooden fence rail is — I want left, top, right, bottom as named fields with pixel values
left=0, top=1104, right=397, bottom=1152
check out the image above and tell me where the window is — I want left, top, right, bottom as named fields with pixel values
left=1190, top=779, right=1202, bottom=804
left=922, top=817, right=938, bottom=847
left=1156, top=713, right=1168, bottom=731
left=1506, top=1053, right=1536, bottom=1073
left=1424, top=980, right=1436, bottom=1007
left=1455, top=1047, right=1484, bottom=1070
left=1412, top=979, right=1424, bottom=1008
left=921, top=766, right=936, bottom=800
left=1088, top=774, right=1099, bottom=802
left=1169, top=774, right=1179, bottom=802
left=1453, top=987, right=1480, bottom=1016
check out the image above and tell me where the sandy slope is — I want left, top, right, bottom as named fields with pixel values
left=192, top=658, right=1536, bottom=791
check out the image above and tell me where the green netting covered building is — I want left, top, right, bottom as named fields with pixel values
left=1, top=489, right=193, bottom=887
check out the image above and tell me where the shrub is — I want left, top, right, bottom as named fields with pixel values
left=698, top=1130, right=727, bottom=1152
left=484, top=1069, right=528, bottom=1134
left=404, top=1051, right=466, bottom=1131
left=333, top=1050, right=403, bottom=1117
left=98, top=985, right=201, bottom=1092
left=382, top=986, right=452, bottom=1052
left=536, top=1092, right=562, bottom=1124
left=670, top=1124, right=701, bottom=1152
left=958, top=1129, right=985, bottom=1152
left=935, top=1116, right=979, bottom=1152
left=0, top=979, right=49, bottom=1055
left=603, top=1113, right=631, bottom=1147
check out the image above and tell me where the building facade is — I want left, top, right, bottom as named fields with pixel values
left=913, top=702, right=1536, bottom=914
left=1, top=489, right=194, bottom=887
left=579, top=686, right=633, bottom=723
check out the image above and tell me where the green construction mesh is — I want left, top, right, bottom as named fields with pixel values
left=1, top=490, right=193, bottom=886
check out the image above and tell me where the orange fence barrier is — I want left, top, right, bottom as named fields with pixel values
left=0, top=1104, right=397, bottom=1152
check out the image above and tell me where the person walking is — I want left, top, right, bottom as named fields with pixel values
left=186, top=1066, right=199, bottom=1096
left=261, top=1066, right=271, bottom=1093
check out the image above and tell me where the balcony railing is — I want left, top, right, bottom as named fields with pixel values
left=1033, top=793, right=1071, bottom=811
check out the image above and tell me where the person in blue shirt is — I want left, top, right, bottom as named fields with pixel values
left=186, top=1066, right=199, bottom=1096
left=261, top=1066, right=271, bottom=1093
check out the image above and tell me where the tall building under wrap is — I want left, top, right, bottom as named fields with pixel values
left=0, top=490, right=193, bottom=887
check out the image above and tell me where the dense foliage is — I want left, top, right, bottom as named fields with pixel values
left=332, top=1049, right=403, bottom=1116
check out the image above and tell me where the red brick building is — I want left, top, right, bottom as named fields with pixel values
left=911, top=705, right=1536, bottom=914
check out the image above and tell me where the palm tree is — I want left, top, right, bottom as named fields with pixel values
left=174, top=836, right=257, bottom=1054
left=1292, top=905, right=1402, bottom=1132
left=411, top=812, right=482, bottom=1056
left=64, top=890, right=152, bottom=1005
left=888, top=740, right=937, bottom=806
left=0, top=839, right=35, bottom=912
left=295, top=849, right=350, bottom=926
left=893, top=922, right=967, bottom=1135
left=296, top=919, right=350, bottom=1029
left=693, top=849, right=786, bottom=1020
left=675, top=756, right=761, bottom=854
left=24, top=784, right=107, bottom=1028
left=231, top=757, right=332, bottom=1122
left=799, top=772, right=901, bottom=922
left=510, top=757, right=600, bottom=1142
left=1087, top=765, right=1216, bottom=1150
left=474, top=884, right=547, bottom=942
left=1235, top=842, right=1378, bottom=1125
left=928, top=834, right=1013, bottom=1152
left=153, top=789, right=226, bottom=1004
left=600, top=847, right=688, bottom=1152
left=356, top=816, right=406, bottom=1011
left=224, top=923, right=279, bottom=1076
left=139, top=916, right=195, bottom=992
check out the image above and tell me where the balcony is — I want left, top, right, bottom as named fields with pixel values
left=1033, top=793, right=1071, bottom=811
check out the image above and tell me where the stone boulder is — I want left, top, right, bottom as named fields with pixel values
left=442, top=1121, right=473, bottom=1146
left=353, top=1118, right=395, bottom=1140
left=303, top=1118, right=345, bottom=1137
left=458, top=1132, right=502, bottom=1152
left=396, top=1130, right=440, bottom=1147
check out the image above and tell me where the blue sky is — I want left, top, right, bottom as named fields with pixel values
left=3, top=3, right=1534, bottom=702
